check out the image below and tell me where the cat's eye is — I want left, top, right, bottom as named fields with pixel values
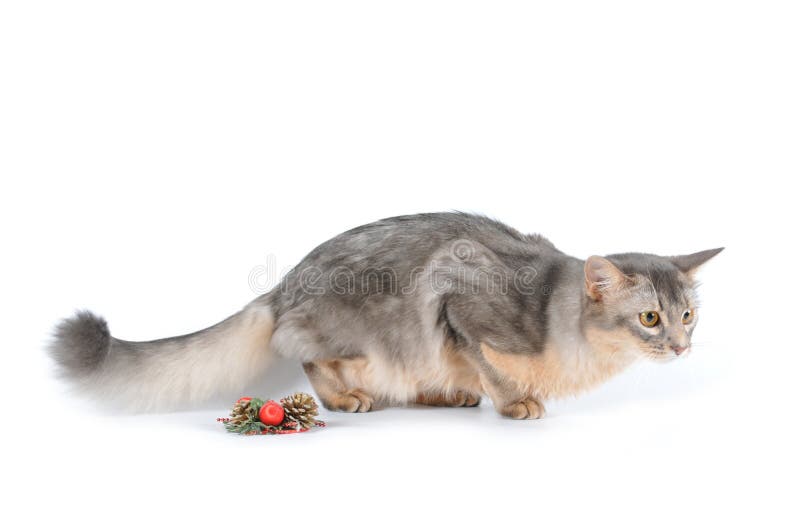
left=639, top=311, right=660, bottom=327
left=682, top=309, right=693, bottom=324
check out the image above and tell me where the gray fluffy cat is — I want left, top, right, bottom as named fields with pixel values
left=50, top=213, right=722, bottom=418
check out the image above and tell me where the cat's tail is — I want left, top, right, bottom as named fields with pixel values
left=48, top=302, right=276, bottom=412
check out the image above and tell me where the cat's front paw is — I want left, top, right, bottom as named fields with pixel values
left=499, top=397, right=545, bottom=420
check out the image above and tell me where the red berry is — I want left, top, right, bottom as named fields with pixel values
left=258, top=400, right=285, bottom=426
left=237, top=396, right=252, bottom=403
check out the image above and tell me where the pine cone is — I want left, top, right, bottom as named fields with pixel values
left=281, top=393, right=319, bottom=429
left=227, top=402, right=249, bottom=426
left=224, top=399, right=262, bottom=433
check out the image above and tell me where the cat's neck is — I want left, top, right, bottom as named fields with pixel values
left=556, top=335, right=639, bottom=395
left=542, top=262, right=639, bottom=396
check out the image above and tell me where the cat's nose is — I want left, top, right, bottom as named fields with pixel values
left=672, top=345, right=688, bottom=356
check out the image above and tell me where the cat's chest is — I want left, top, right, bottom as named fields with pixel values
left=480, top=342, right=635, bottom=399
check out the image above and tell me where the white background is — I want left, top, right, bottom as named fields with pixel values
left=2, top=1, right=798, bottom=530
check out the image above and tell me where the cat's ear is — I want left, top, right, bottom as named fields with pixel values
left=669, top=248, right=724, bottom=276
left=584, top=256, right=629, bottom=301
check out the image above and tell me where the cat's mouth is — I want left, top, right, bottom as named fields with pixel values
left=642, top=347, right=690, bottom=363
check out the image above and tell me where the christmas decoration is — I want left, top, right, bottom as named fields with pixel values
left=218, top=393, right=325, bottom=435
left=281, top=392, right=320, bottom=429
left=258, top=400, right=285, bottom=426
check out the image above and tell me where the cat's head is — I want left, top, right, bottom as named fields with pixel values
left=581, top=248, right=723, bottom=361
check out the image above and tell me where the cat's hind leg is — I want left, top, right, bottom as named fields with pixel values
left=302, top=358, right=375, bottom=413
left=271, top=308, right=376, bottom=413
left=414, top=339, right=483, bottom=407
left=415, top=390, right=481, bottom=407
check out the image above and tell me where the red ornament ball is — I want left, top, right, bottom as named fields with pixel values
left=258, top=400, right=285, bottom=426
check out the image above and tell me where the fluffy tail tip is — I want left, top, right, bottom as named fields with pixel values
left=49, top=310, right=111, bottom=378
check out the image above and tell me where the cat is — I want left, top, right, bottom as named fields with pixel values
left=49, top=212, right=722, bottom=418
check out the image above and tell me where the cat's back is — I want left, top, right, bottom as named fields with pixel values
left=269, top=212, right=564, bottom=315
left=300, top=212, right=559, bottom=272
